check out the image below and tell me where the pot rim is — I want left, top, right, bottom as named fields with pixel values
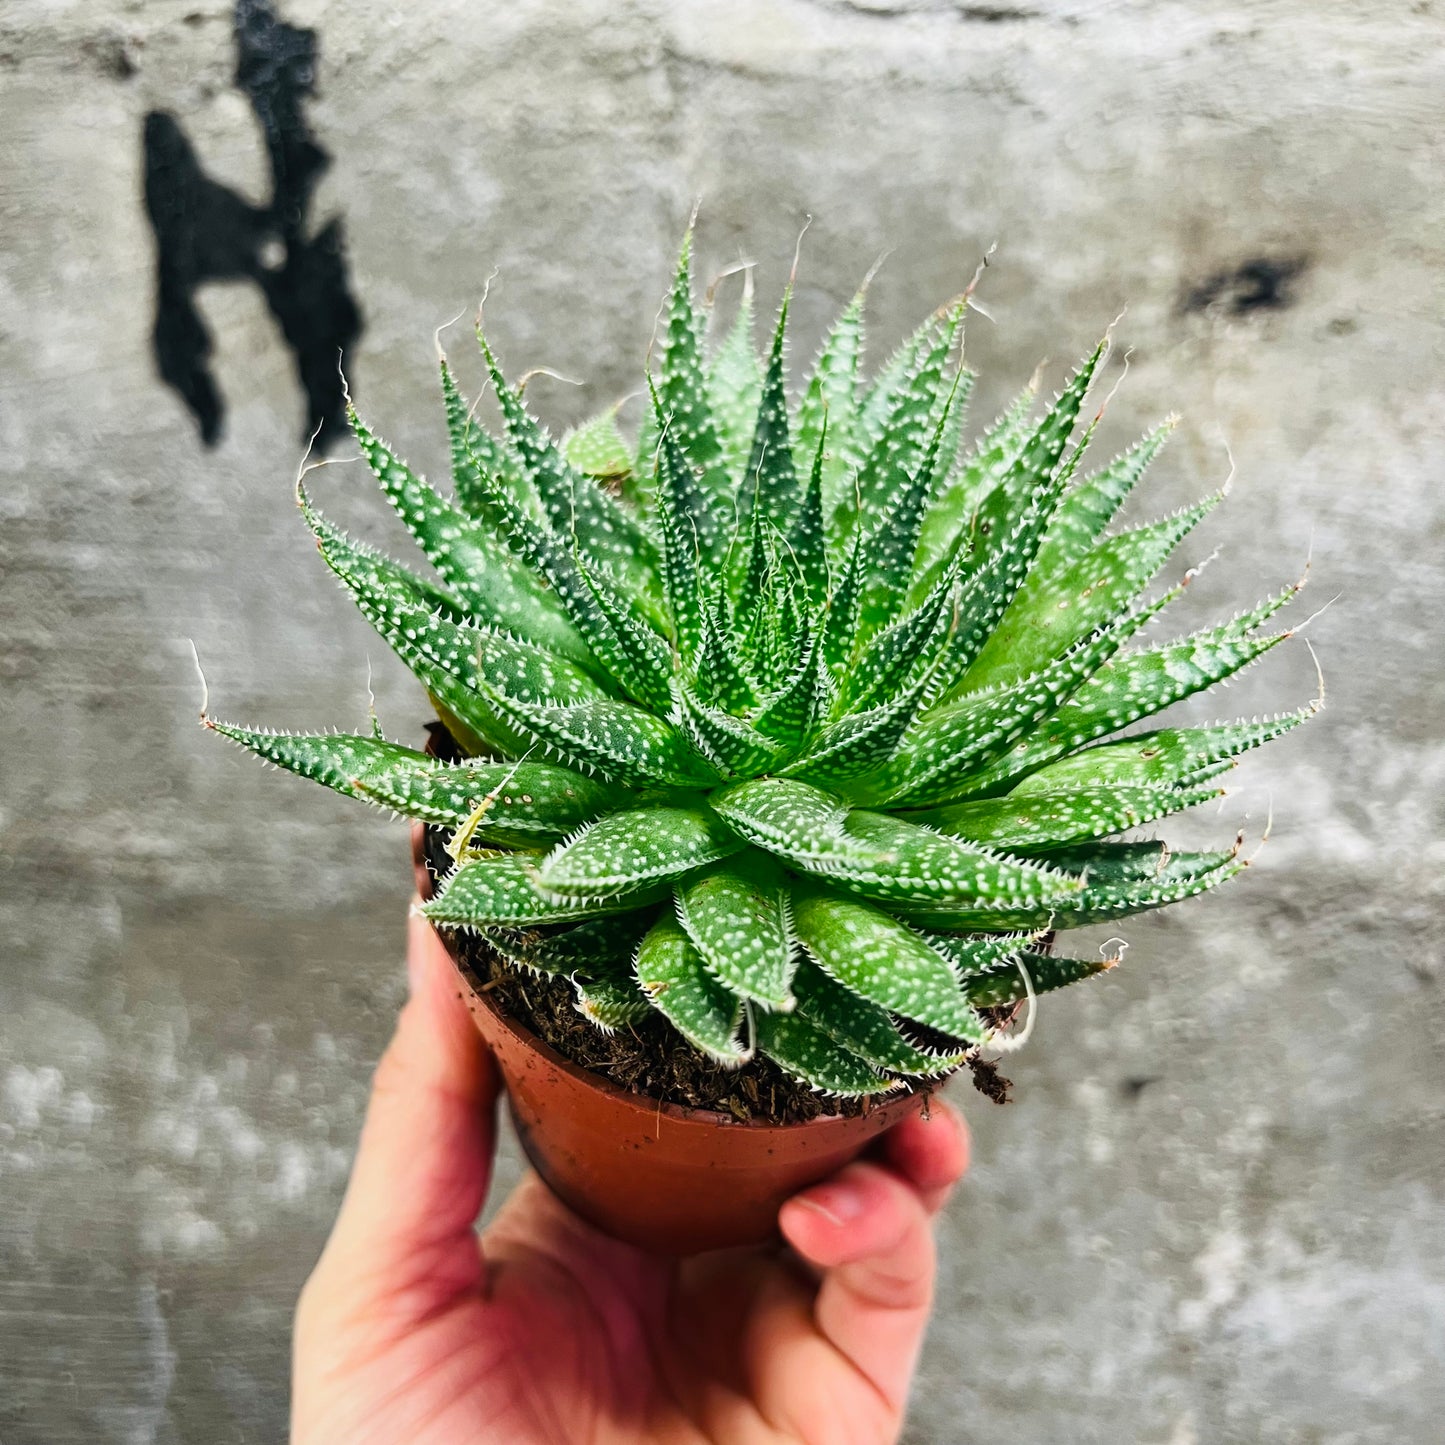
left=413, top=822, right=921, bottom=1134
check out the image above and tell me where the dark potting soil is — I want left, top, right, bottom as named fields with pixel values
left=420, top=818, right=1014, bottom=1123
left=447, top=923, right=880, bottom=1123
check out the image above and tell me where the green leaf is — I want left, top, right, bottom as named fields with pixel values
left=424, top=698, right=496, bottom=760
left=964, top=492, right=1220, bottom=691
left=1009, top=712, right=1311, bottom=794
left=204, top=721, right=420, bottom=793
left=677, top=682, right=789, bottom=777
left=577, top=563, right=678, bottom=711
left=355, top=759, right=623, bottom=842
left=204, top=722, right=471, bottom=816
left=439, top=357, right=545, bottom=528
left=839, top=562, right=958, bottom=715
left=919, top=351, right=1106, bottom=692
left=677, top=855, right=796, bottom=1009
left=959, top=949, right=1114, bottom=1008
left=692, top=586, right=760, bottom=712
left=876, top=599, right=1170, bottom=809
left=350, top=406, right=593, bottom=666
left=1041, top=844, right=1246, bottom=925
left=848, top=304, right=964, bottom=548
left=913, top=376, right=1039, bottom=599
left=791, top=960, right=962, bottom=1074
left=855, top=311, right=939, bottom=463
left=629, top=404, right=661, bottom=513
left=477, top=328, right=659, bottom=597
left=952, top=595, right=1299, bottom=797
left=711, top=778, right=1077, bottom=913
left=562, top=406, right=633, bottom=482
left=755, top=1010, right=890, bottom=1095
left=739, top=292, right=799, bottom=535
left=326, top=571, right=600, bottom=719
left=809, top=644, right=840, bottom=735
left=709, top=772, right=848, bottom=843
left=460, top=440, right=674, bottom=708
left=737, top=527, right=807, bottom=694
left=538, top=805, right=742, bottom=896
left=796, top=290, right=863, bottom=547
left=652, top=383, right=718, bottom=657
left=1034, top=838, right=1194, bottom=884
left=424, top=855, right=663, bottom=928
left=930, top=366, right=976, bottom=509
left=658, top=233, right=734, bottom=511
left=484, top=927, right=577, bottom=979
left=758, top=550, right=810, bottom=696
left=892, top=843, right=1244, bottom=930
left=575, top=972, right=652, bottom=1030
left=634, top=915, right=746, bottom=1063
left=734, top=492, right=774, bottom=655
left=707, top=278, right=764, bottom=478
left=927, top=496, right=1091, bottom=702
left=494, top=919, right=657, bottom=1030
left=1035, top=421, right=1177, bottom=580
left=752, top=628, right=822, bottom=748
left=912, top=781, right=1223, bottom=851
left=492, top=911, right=658, bottom=976
left=789, top=427, right=830, bottom=612
left=301, top=488, right=605, bottom=753
left=482, top=692, right=719, bottom=789
left=300, top=478, right=462, bottom=614
left=788, top=655, right=940, bottom=787
left=857, top=366, right=966, bottom=635
left=821, top=528, right=866, bottom=672
left=913, top=930, right=1029, bottom=979
left=963, top=342, right=1106, bottom=577
left=821, top=810, right=1081, bottom=911
left=1218, top=579, right=1305, bottom=639
left=791, top=890, right=986, bottom=1041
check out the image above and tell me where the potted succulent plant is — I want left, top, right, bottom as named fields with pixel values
left=206, top=234, right=1311, bottom=1253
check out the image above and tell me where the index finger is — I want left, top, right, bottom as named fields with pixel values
left=322, top=906, right=500, bottom=1274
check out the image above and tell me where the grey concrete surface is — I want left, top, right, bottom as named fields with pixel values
left=2, top=1, right=1442, bottom=1440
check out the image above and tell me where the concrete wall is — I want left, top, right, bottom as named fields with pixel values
left=2, top=2, right=1442, bottom=1440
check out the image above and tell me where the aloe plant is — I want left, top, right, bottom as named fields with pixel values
left=207, top=235, right=1312, bottom=1094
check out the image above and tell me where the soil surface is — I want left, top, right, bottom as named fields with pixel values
left=419, top=729, right=1013, bottom=1122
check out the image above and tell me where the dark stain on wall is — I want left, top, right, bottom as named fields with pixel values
left=1182, top=256, right=1308, bottom=316
left=955, top=6, right=1040, bottom=21
left=142, top=0, right=362, bottom=448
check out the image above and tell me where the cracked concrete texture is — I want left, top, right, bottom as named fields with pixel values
left=1, top=1, right=1442, bottom=1440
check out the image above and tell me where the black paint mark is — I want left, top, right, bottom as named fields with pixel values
left=955, top=5, right=1039, bottom=21
left=82, top=32, right=141, bottom=80
left=142, top=0, right=362, bottom=448
left=1121, top=1075, right=1162, bottom=1101
left=1183, top=256, right=1308, bottom=317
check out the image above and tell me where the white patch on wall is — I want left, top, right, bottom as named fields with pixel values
left=1178, top=1224, right=1248, bottom=1332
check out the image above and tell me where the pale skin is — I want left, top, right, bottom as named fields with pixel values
left=292, top=908, right=970, bottom=1445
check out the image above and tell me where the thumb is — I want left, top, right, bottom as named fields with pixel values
left=319, top=907, right=501, bottom=1295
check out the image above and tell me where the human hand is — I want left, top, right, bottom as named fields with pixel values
left=292, top=907, right=969, bottom=1444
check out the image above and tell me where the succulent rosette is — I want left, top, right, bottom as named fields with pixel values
left=209, top=236, right=1310, bottom=1093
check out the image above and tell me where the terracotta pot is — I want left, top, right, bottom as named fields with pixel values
left=411, top=823, right=928, bottom=1254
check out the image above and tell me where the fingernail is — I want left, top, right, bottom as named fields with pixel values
left=796, top=1182, right=865, bottom=1228
left=407, top=938, right=428, bottom=997
left=406, top=902, right=434, bottom=997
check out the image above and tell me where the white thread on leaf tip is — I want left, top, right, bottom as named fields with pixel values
left=434, top=307, right=467, bottom=362
left=1287, top=594, right=1341, bottom=640
left=789, top=215, right=812, bottom=288
left=987, top=952, right=1038, bottom=1055
left=188, top=639, right=211, bottom=722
